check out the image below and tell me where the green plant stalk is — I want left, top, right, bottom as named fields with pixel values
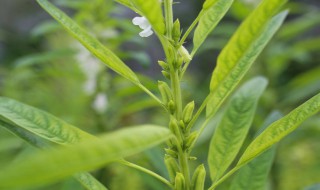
left=164, top=0, right=173, bottom=38
left=178, top=11, right=203, bottom=48
left=118, top=159, right=173, bottom=188
left=170, top=69, right=191, bottom=189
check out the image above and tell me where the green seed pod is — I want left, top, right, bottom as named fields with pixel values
left=185, top=131, right=198, bottom=150
left=182, top=101, right=195, bottom=124
left=172, top=19, right=181, bottom=42
left=191, top=164, right=206, bottom=190
left=164, top=155, right=180, bottom=182
left=179, top=120, right=186, bottom=130
left=165, top=148, right=178, bottom=158
left=162, top=70, right=171, bottom=79
left=174, top=172, right=185, bottom=190
left=168, top=100, right=176, bottom=114
left=169, top=117, right=183, bottom=143
left=158, top=81, right=173, bottom=105
left=158, top=60, right=169, bottom=70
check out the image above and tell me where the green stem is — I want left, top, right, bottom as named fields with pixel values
left=171, top=70, right=183, bottom=119
left=208, top=166, right=239, bottom=190
left=164, top=0, right=173, bottom=38
left=178, top=151, right=191, bottom=190
left=118, top=159, right=173, bottom=189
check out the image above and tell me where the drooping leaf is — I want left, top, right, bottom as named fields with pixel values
left=237, top=92, right=320, bottom=167
left=129, top=0, right=165, bottom=34
left=0, top=97, right=94, bottom=145
left=37, top=0, right=140, bottom=85
left=0, top=125, right=172, bottom=189
left=0, top=97, right=108, bottom=190
left=206, top=9, right=288, bottom=119
left=192, top=0, right=234, bottom=56
left=229, top=111, right=282, bottom=190
left=208, top=77, right=268, bottom=182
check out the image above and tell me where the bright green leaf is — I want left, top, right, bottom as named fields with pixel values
left=229, top=111, right=282, bottom=190
left=206, top=10, right=288, bottom=119
left=237, top=92, right=320, bottom=167
left=129, top=0, right=165, bottom=34
left=208, top=77, right=267, bottom=182
left=0, top=97, right=94, bottom=145
left=192, top=0, right=234, bottom=56
left=0, top=97, right=108, bottom=190
left=37, top=0, right=140, bottom=85
left=0, top=125, right=172, bottom=189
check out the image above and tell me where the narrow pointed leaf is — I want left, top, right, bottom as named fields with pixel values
left=0, top=97, right=94, bottom=145
left=208, top=77, right=267, bottom=181
left=237, top=92, right=320, bottom=167
left=0, top=97, right=108, bottom=190
left=192, top=0, right=234, bottom=55
left=230, top=111, right=282, bottom=190
left=37, top=0, right=140, bottom=85
left=206, top=9, right=288, bottom=119
left=129, top=0, right=165, bottom=34
left=0, top=126, right=172, bottom=189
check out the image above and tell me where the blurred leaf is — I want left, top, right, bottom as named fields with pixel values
left=229, top=111, right=282, bottom=190
left=237, top=92, right=320, bottom=167
left=14, top=49, right=76, bottom=68
left=304, top=184, right=320, bottom=190
left=0, top=125, right=172, bottom=189
left=37, top=0, right=141, bottom=85
left=192, top=0, right=234, bottom=56
left=31, top=21, right=62, bottom=37
left=206, top=9, right=288, bottom=119
left=208, top=77, right=268, bottom=181
left=129, top=0, right=165, bottom=35
left=277, top=11, right=320, bottom=40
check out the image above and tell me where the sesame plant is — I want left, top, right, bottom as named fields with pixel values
left=0, top=0, right=319, bottom=190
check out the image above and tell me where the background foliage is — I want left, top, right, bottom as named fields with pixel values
left=0, top=0, right=319, bottom=189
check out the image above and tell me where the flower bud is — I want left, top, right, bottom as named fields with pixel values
left=182, top=101, right=195, bottom=124
left=169, top=117, right=183, bottom=143
left=168, top=100, right=176, bottom=114
left=178, top=46, right=192, bottom=62
left=174, top=173, right=185, bottom=190
left=185, top=131, right=198, bottom=150
left=158, top=81, right=173, bottom=104
left=191, top=164, right=206, bottom=190
left=162, top=70, right=171, bottom=79
left=165, top=148, right=178, bottom=158
left=172, top=19, right=181, bottom=42
left=158, top=60, right=169, bottom=71
left=164, top=155, right=180, bottom=182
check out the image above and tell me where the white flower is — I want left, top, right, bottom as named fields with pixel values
left=92, top=93, right=108, bottom=113
left=132, top=16, right=153, bottom=37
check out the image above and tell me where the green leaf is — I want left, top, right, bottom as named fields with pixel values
left=37, top=0, right=140, bottom=85
left=0, top=97, right=94, bottom=145
left=192, top=0, right=234, bottom=56
left=0, top=125, right=172, bottom=189
left=208, top=77, right=268, bottom=182
left=237, top=92, right=320, bottom=168
left=129, top=0, right=165, bottom=34
left=206, top=9, right=288, bottom=119
left=229, top=111, right=282, bottom=190
left=0, top=97, right=108, bottom=190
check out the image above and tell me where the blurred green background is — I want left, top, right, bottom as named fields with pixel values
left=0, top=0, right=319, bottom=189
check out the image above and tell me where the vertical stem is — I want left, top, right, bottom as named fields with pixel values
left=171, top=70, right=183, bottom=119
left=164, top=0, right=173, bottom=38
